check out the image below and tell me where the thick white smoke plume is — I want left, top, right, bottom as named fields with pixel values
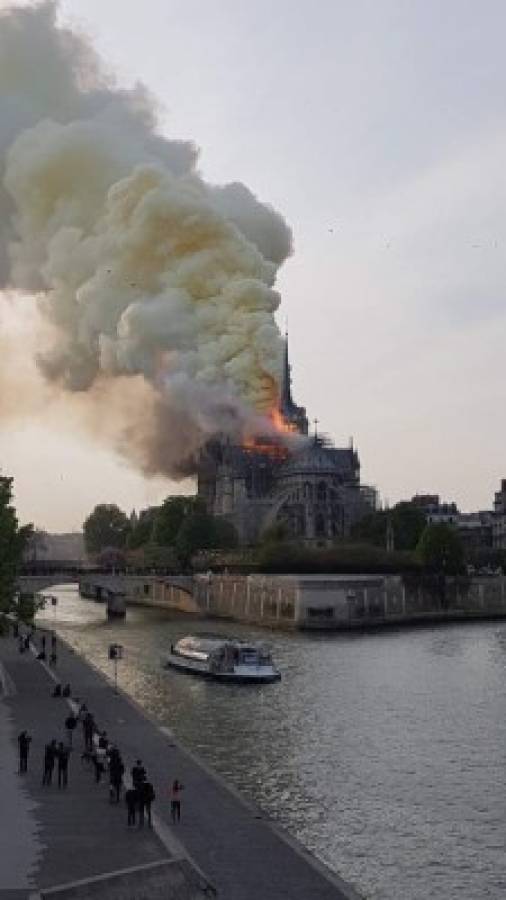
left=0, top=1, right=293, bottom=475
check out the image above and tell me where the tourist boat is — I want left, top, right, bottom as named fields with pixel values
left=165, top=635, right=281, bottom=684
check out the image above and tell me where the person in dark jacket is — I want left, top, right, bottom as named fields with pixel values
left=139, top=781, right=155, bottom=828
left=82, top=712, right=95, bottom=751
left=125, top=787, right=138, bottom=826
left=109, top=752, right=125, bottom=803
left=131, top=759, right=146, bottom=790
left=42, top=740, right=57, bottom=786
left=18, top=730, right=32, bottom=774
left=64, top=713, right=77, bottom=747
left=56, top=743, right=70, bottom=788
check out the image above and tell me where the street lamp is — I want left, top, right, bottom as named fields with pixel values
left=108, top=643, right=124, bottom=693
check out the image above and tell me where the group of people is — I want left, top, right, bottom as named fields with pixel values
left=125, top=759, right=156, bottom=828
left=41, top=738, right=71, bottom=788
left=17, top=626, right=58, bottom=666
left=15, top=623, right=185, bottom=828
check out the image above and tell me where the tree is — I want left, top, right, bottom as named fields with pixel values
left=127, top=507, right=159, bottom=549
left=416, top=524, right=465, bottom=574
left=351, top=502, right=426, bottom=551
left=0, top=475, right=30, bottom=616
left=175, top=512, right=238, bottom=567
left=83, top=504, right=130, bottom=557
left=153, top=496, right=205, bottom=546
left=351, top=509, right=387, bottom=546
left=390, top=503, right=427, bottom=551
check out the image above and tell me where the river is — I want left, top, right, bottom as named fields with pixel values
left=38, top=586, right=506, bottom=900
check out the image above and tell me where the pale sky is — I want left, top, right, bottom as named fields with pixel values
left=1, top=0, right=506, bottom=530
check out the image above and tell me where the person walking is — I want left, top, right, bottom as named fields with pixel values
left=83, top=712, right=95, bottom=752
left=56, top=742, right=70, bottom=788
left=64, top=713, right=77, bottom=747
left=93, top=744, right=107, bottom=783
left=18, top=730, right=32, bottom=774
left=42, top=740, right=57, bottom=786
left=139, top=780, right=155, bottom=828
left=125, top=786, right=138, bottom=827
left=131, top=759, right=146, bottom=790
left=109, top=752, right=124, bottom=803
left=170, top=779, right=184, bottom=823
left=41, top=635, right=46, bottom=654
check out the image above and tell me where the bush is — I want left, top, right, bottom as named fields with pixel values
left=256, top=541, right=421, bottom=575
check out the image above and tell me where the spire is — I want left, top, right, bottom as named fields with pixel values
left=280, top=331, right=293, bottom=411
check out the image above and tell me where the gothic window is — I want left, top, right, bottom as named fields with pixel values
left=315, top=513, right=326, bottom=536
left=317, top=481, right=327, bottom=503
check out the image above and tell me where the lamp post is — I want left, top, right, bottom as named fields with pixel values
left=108, top=643, right=124, bottom=693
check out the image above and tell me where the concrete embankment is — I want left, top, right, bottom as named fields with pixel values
left=0, top=627, right=362, bottom=900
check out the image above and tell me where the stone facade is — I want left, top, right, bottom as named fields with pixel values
left=197, top=338, right=374, bottom=545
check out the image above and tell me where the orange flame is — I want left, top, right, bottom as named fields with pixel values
left=241, top=403, right=296, bottom=459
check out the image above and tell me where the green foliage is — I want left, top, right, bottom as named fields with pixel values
left=351, top=502, right=426, bottom=551
left=416, top=524, right=465, bottom=574
left=260, top=522, right=288, bottom=545
left=0, top=476, right=30, bottom=614
left=127, top=507, right=159, bottom=549
left=153, top=496, right=205, bottom=546
left=256, top=540, right=420, bottom=575
left=176, top=511, right=238, bottom=567
left=390, top=503, right=427, bottom=551
left=83, top=504, right=130, bottom=556
left=16, top=592, right=45, bottom=625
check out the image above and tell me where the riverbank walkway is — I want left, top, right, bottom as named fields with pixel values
left=0, top=628, right=360, bottom=900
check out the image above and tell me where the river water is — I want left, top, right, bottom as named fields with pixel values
left=38, top=587, right=506, bottom=900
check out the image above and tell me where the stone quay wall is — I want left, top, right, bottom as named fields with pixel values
left=125, top=573, right=506, bottom=630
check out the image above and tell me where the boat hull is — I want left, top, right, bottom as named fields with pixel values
left=165, top=654, right=281, bottom=684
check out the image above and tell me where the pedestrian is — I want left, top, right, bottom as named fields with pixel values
left=49, top=650, right=57, bottom=666
left=13, top=621, right=19, bottom=638
left=23, top=634, right=30, bottom=651
left=62, top=684, right=71, bottom=698
left=51, top=631, right=57, bottom=650
left=56, top=742, right=70, bottom=788
left=131, top=759, right=146, bottom=790
left=18, top=730, right=32, bottom=774
left=64, top=713, right=77, bottom=747
left=41, top=635, right=46, bottom=652
left=125, top=786, right=138, bottom=826
left=42, top=740, right=57, bottom=786
left=139, top=780, right=155, bottom=828
left=83, top=712, right=95, bottom=752
left=98, top=731, right=108, bottom=750
left=18, top=635, right=25, bottom=654
left=109, top=753, right=124, bottom=803
left=170, top=779, right=184, bottom=823
left=52, top=683, right=62, bottom=697
left=93, top=745, right=107, bottom=784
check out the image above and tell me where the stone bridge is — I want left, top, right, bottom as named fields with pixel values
left=17, top=572, right=196, bottom=620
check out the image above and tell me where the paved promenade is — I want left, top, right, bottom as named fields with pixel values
left=0, top=628, right=361, bottom=900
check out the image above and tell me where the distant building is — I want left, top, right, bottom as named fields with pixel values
left=197, top=337, right=373, bottom=545
left=492, top=479, right=506, bottom=549
left=411, top=494, right=459, bottom=525
left=456, top=511, right=493, bottom=551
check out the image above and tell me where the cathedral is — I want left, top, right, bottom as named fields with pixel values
left=197, top=338, right=374, bottom=545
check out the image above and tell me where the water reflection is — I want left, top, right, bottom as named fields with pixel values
left=37, top=587, right=506, bottom=900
